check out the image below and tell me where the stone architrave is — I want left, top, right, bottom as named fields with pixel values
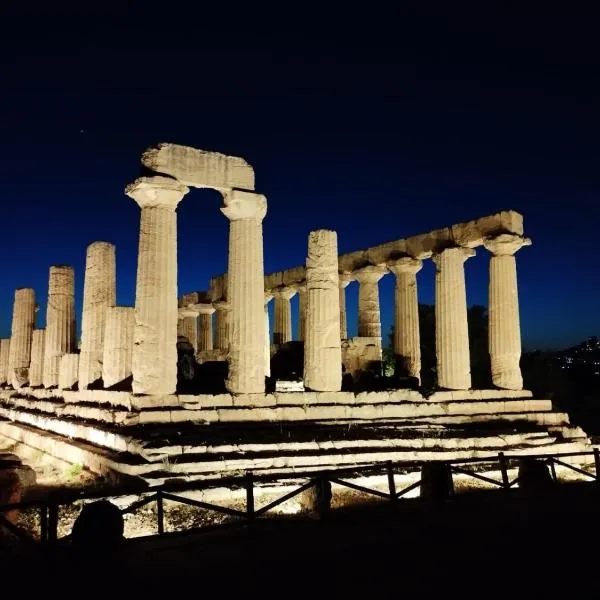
left=102, top=306, right=134, bottom=388
left=221, top=189, right=267, bottom=394
left=58, top=354, right=79, bottom=390
left=178, top=309, right=199, bottom=353
left=0, top=339, right=10, bottom=385
left=338, top=273, right=353, bottom=340
left=7, top=288, right=36, bottom=388
left=264, top=292, right=273, bottom=378
left=197, top=304, right=215, bottom=352
left=43, top=266, right=76, bottom=388
left=483, top=233, right=532, bottom=390
left=433, top=247, right=475, bottom=390
left=126, top=176, right=189, bottom=395
left=213, top=301, right=230, bottom=352
left=78, top=241, right=116, bottom=389
left=272, top=287, right=297, bottom=345
left=297, top=284, right=307, bottom=341
left=388, top=257, right=423, bottom=381
left=304, top=230, right=342, bottom=391
left=29, top=329, right=45, bottom=387
left=354, top=265, right=387, bottom=342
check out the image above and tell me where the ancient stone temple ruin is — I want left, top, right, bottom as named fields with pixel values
left=0, top=143, right=590, bottom=492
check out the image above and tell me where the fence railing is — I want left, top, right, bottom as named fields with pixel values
left=2, top=448, right=600, bottom=546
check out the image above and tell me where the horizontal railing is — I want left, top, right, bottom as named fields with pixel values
left=2, top=448, right=599, bottom=546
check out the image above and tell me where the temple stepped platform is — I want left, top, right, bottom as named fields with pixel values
left=0, top=387, right=590, bottom=487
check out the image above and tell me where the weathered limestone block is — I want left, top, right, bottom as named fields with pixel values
left=141, top=143, right=255, bottom=190
left=338, top=272, right=353, bottom=340
left=342, top=337, right=382, bottom=378
left=0, top=339, right=10, bottom=385
left=353, top=265, right=387, bottom=349
left=213, top=300, right=230, bottom=351
left=197, top=304, right=215, bottom=352
left=433, top=247, right=475, bottom=390
left=272, top=286, right=296, bottom=345
left=78, top=241, right=116, bottom=389
left=102, top=306, right=134, bottom=388
left=483, top=234, right=531, bottom=390
left=58, top=353, right=79, bottom=390
left=29, top=329, right=45, bottom=387
left=43, top=265, right=76, bottom=388
left=126, top=176, right=189, bottom=395
left=8, top=288, right=36, bottom=388
left=388, top=258, right=423, bottom=382
left=221, top=190, right=267, bottom=393
left=304, top=230, right=342, bottom=391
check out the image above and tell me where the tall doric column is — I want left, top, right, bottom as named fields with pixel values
left=213, top=301, right=230, bottom=351
left=297, top=284, right=307, bottom=341
left=264, top=292, right=273, bottom=378
left=433, top=247, right=475, bottom=390
left=273, top=287, right=296, bottom=345
left=78, top=241, right=116, bottom=389
left=197, top=304, right=215, bottom=352
left=29, top=329, right=45, bottom=387
left=8, top=288, right=36, bottom=388
left=221, top=189, right=267, bottom=393
left=304, top=230, right=342, bottom=391
left=102, top=306, right=134, bottom=388
left=338, top=273, right=353, bottom=340
left=126, top=176, right=189, bottom=395
left=388, top=257, right=423, bottom=381
left=354, top=265, right=387, bottom=341
left=0, top=339, right=10, bottom=386
left=43, top=265, right=76, bottom=388
left=178, top=309, right=199, bottom=352
left=483, top=234, right=532, bottom=390
left=58, top=354, right=79, bottom=390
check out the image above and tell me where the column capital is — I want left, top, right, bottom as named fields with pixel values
left=221, top=189, right=267, bottom=221
left=483, top=233, right=532, bottom=256
left=338, top=272, right=354, bottom=288
left=213, top=300, right=231, bottom=311
left=432, top=246, right=475, bottom=267
left=178, top=307, right=200, bottom=318
left=264, top=291, right=274, bottom=304
left=388, top=256, right=423, bottom=276
left=272, top=286, right=297, bottom=300
left=126, top=176, right=189, bottom=209
left=353, top=264, right=387, bottom=283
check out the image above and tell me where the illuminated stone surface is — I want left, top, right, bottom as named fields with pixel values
left=297, top=284, right=307, bottom=341
left=338, top=273, right=353, bottom=340
left=29, top=329, right=45, bottom=387
left=354, top=265, right=387, bottom=355
left=264, top=292, right=273, bottom=378
left=272, top=287, right=296, bottom=345
left=196, top=304, right=215, bottom=352
left=213, top=300, right=230, bottom=352
left=78, top=242, right=116, bottom=389
left=8, top=288, right=36, bottom=388
left=178, top=309, right=199, bottom=353
left=0, top=339, right=10, bottom=385
left=304, top=230, right=342, bottom=391
left=58, top=353, right=79, bottom=390
left=43, top=266, right=76, bottom=388
left=102, top=307, right=134, bottom=388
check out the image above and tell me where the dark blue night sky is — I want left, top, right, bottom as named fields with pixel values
left=1, top=8, right=599, bottom=350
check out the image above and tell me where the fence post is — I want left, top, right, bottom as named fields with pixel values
left=594, top=448, right=600, bottom=484
left=48, top=501, right=58, bottom=545
left=387, top=460, right=397, bottom=502
left=246, top=472, right=255, bottom=523
left=39, top=504, right=48, bottom=544
left=548, top=458, right=557, bottom=483
left=157, top=490, right=164, bottom=535
left=499, top=452, right=510, bottom=490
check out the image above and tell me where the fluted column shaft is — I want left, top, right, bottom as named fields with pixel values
left=221, top=190, right=267, bottom=393
left=389, top=258, right=423, bottom=381
left=197, top=305, right=215, bottom=352
left=79, top=241, right=116, bottom=389
left=178, top=310, right=199, bottom=352
left=433, top=247, right=475, bottom=390
left=273, top=288, right=296, bottom=345
left=297, top=285, right=307, bottom=341
left=126, top=176, right=189, bottom=395
left=29, top=329, right=45, bottom=387
left=338, top=273, right=352, bottom=340
left=8, top=288, right=36, bottom=388
left=0, top=339, right=10, bottom=386
left=58, top=353, right=79, bottom=390
left=354, top=265, right=387, bottom=341
left=43, top=266, right=76, bottom=388
left=304, top=230, right=342, bottom=391
left=484, top=234, right=532, bottom=390
left=102, top=306, right=134, bottom=388
left=213, top=301, right=230, bottom=351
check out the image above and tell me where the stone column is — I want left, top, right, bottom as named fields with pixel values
left=78, top=241, right=116, bottom=389
left=43, top=265, right=76, bottom=388
left=338, top=273, right=353, bottom=339
left=388, top=257, right=423, bottom=381
left=273, top=287, right=297, bottom=345
left=197, top=304, right=215, bottom=352
left=213, top=301, right=230, bottom=351
left=264, top=292, right=273, bottom=378
left=304, top=230, right=342, bottom=391
left=221, top=189, right=267, bottom=394
left=433, top=247, right=475, bottom=390
left=58, top=354, right=79, bottom=390
left=297, top=284, right=307, bottom=341
left=484, top=234, right=532, bottom=390
left=29, top=329, right=45, bottom=387
left=0, top=339, right=10, bottom=386
left=178, top=309, right=199, bottom=353
left=102, top=306, right=135, bottom=388
left=7, top=288, right=36, bottom=388
left=354, top=265, right=387, bottom=340
left=126, top=176, right=189, bottom=395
